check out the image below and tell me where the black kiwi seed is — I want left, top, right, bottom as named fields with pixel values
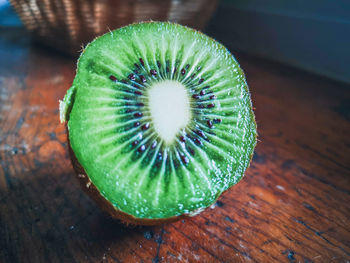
left=200, top=90, right=205, bottom=96
left=141, top=123, right=150, bottom=130
left=192, top=94, right=200, bottom=99
left=185, top=64, right=190, bottom=70
left=207, top=103, right=215, bottom=108
left=181, top=69, right=186, bottom=75
left=139, top=58, right=145, bottom=66
left=128, top=73, right=136, bottom=81
left=180, top=136, right=186, bottom=142
left=140, top=75, right=146, bottom=83
left=213, top=118, right=222, bottom=123
left=109, top=75, right=117, bottom=82
left=134, top=122, right=140, bottom=127
left=194, top=138, right=202, bottom=146
left=180, top=155, right=189, bottom=165
left=135, top=91, right=143, bottom=95
left=210, top=95, right=216, bottom=100
left=199, top=78, right=204, bottom=84
left=207, top=120, right=213, bottom=128
left=195, top=130, right=205, bottom=138
left=188, top=147, right=195, bottom=156
left=132, top=140, right=139, bottom=147
left=134, top=112, right=143, bottom=118
left=150, top=69, right=157, bottom=76
left=138, top=145, right=146, bottom=152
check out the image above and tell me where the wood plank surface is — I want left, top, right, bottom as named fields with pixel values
left=0, top=27, right=349, bottom=263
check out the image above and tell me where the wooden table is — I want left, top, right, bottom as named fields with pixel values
left=1, top=27, right=349, bottom=263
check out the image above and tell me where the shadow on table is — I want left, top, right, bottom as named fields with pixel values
left=0, top=157, right=157, bottom=262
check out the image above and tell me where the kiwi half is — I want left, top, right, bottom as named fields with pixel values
left=60, top=22, right=256, bottom=225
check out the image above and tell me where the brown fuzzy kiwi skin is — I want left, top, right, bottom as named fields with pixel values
left=66, top=126, right=188, bottom=226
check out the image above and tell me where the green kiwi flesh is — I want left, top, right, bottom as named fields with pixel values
left=60, top=22, right=257, bottom=220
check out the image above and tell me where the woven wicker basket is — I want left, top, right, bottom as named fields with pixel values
left=10, top=0, right=218, bottom=55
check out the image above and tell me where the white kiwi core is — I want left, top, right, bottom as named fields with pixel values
left=148, top=80, right=191, bottom=144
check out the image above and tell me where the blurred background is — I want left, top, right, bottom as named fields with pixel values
left=1, top=0, right=349, bottom=83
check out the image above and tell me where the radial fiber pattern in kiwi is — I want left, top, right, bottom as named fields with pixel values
left=64, top=22, right=256, bottom=219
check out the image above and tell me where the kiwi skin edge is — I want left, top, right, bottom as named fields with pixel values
left=67, top=124, right=257, bottom=226
left=62, top=22, right=258, bottom=225
left=66, top=126, right=189, bottom=226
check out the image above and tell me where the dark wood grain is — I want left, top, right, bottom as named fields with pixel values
left=1, top=27, right=349, bottom=263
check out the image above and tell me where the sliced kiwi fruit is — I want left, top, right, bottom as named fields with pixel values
left=60, top=22, right=256, bottom=225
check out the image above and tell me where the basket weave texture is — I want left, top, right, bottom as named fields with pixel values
left=10, top=0, right=218, bottom=55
